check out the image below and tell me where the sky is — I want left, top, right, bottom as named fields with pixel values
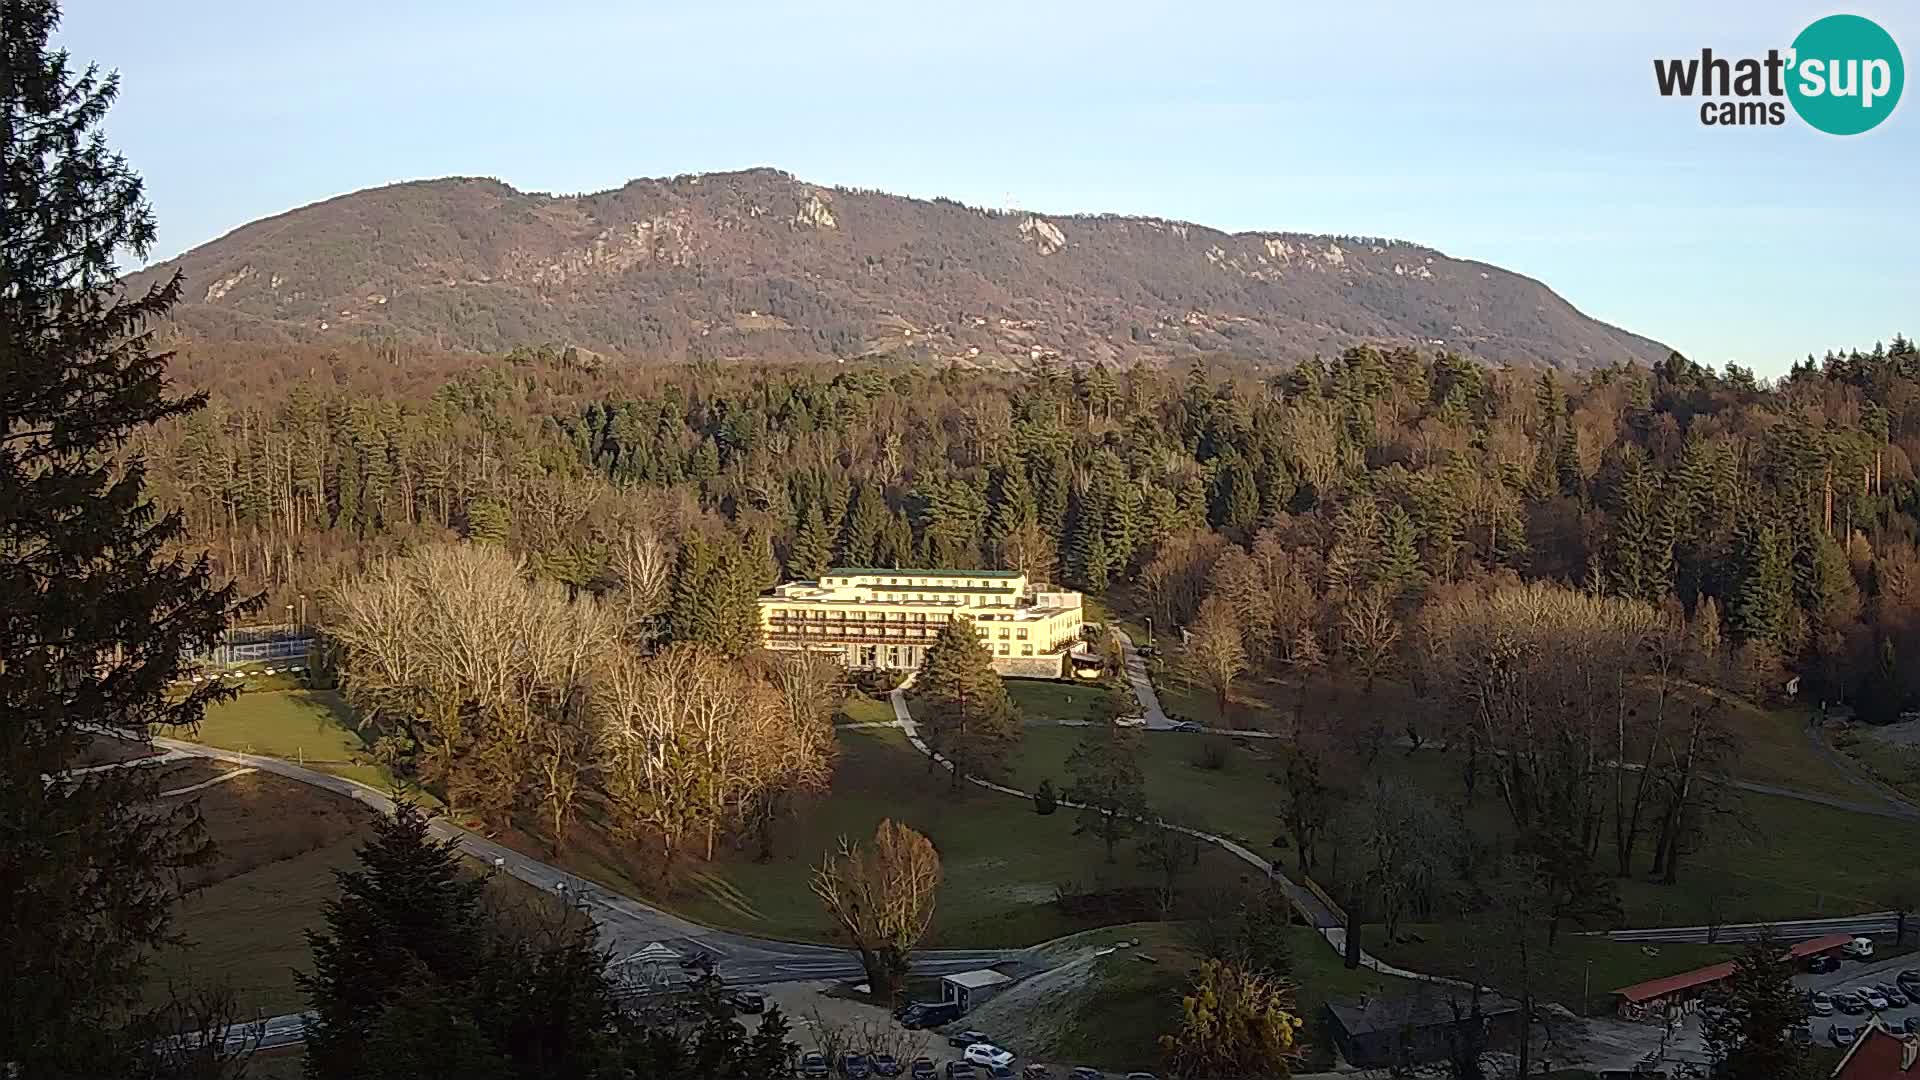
left=58, top=0, right=1919, bottom=376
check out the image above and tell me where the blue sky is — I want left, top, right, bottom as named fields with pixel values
left=61, top=1, right=1917, bottom=376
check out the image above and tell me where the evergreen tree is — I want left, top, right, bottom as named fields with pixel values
left=1732, top=520, right=1792, bottom=644
left=915, top=620, right=1022, bottom=789
left=787, top=504, right=831, bottom=580
left=984, top=457, right=1037, bottom=550
left=1375, top=503, right=1424, bottom=601
left=1210, top=451, right=1261, bottom=534
left=1700, top=933, right=1814, bottom=1080
left=2, top=8, right=245, bottom=1072
left=467, top=496, right=511, bottom=544
left=839, top=482, right=886, bottom=566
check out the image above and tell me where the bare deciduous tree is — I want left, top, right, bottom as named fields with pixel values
left=1183, top=595, right=1247, bottom=722
left=811, top=819, right=941, bottom=1004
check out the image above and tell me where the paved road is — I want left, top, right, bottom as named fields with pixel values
left=1603, top=914, right=1901, bottom=944
left=1111, top=630, right=1170, bottom=729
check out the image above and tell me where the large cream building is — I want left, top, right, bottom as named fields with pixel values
left=758, top=568, right=1084, bottom=678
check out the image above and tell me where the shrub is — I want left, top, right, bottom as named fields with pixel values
left=1034, top=778, right=1059, bottom=815
left=1193, top=736, right=1231, bottom=772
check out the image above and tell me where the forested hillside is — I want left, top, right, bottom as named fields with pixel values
left=151, top=336, right=1920, bottom=715
left=131, top=168, right=1670, bottom=371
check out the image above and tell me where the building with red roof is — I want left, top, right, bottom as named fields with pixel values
left=1832, top=1016, right=1920, bottom=1079
left=1609, top=934, right=1853, bottom=1019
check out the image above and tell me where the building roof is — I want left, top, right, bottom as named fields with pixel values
left=1611, top=934, right=1853, bottom=1004
left=1325, top=993, right=1519, bottom=1037
left=1833, top=1017, right=1920, bottom=1078
left=941, top=969, right=1014, bottom=990
left=826, top=568, right=1023, bottom=579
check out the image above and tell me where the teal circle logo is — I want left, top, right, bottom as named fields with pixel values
left=1787, top=14, right=1904, bottom=135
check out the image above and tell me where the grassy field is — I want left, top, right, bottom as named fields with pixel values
left=526, top=726, right=1258, bottom=947
left=188, top=689, right=403, bottom=793
left=834, top=693, right=895, bottom=725
left=1038, top=921, right=1404, bottom=1072
left=993, top=720, right=1920, bottom=928
left=1006, top=678, right=1109, bottom=724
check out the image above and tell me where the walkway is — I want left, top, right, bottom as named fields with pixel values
left=1111, top=629, right=1170, bottom=729
left=885, top=686, right=1464, bottom=987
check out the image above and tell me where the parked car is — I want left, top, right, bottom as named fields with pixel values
left=1836, top=993, right=1868, bottom=1015
left=1843, top=937, right=1876, bottom=960
left=839, top=1052, right=872, bottom=1079
left=1809, top=954, right=1842, bottom=974
left=1170, top=721, right=1205, bottom=733
left=732, top=990, right=767, bottom=1014
left=1020, top=1068, right=1055, bottom=1080
left=1066, top=1070, right=1104, bottom=1080
left=983, top=1067, right=1016, bottom=1080
left=892, top=1001, right=920, bottom=1020
left=1880, top=984, right=1911, bottom=1009
left=1115, top=714, right=1149, bottom=728
left=1861, top=987, right=1890, bottom=1010
left=1905, top=1016, right=1920, bottom=1035
left=1830, top=1024, right=1858, bottom=1047
left=909, top=1059, right=937, bottom=1080
left=944, top=1065, right=978, bottom=1080
left=680, top=949, right=716, bottom=970
left=947, top=1031, right=993, bottom=1049
left=963, top=1045, right=1015, bottom=1070
left=1124, top=1074, right=1159, bottom=1080
left=904, top=1002, right=961, bottom=1029
left=798, top=1052, right=832, bottom=1079
left=1791, top=1024, right=1813, bottom=1046
left=1810, top=991, right=1834, bottom=1016
left=873, top=1055, right=902, bottom=1077
left=1899, top=969, right=1920, bottom=994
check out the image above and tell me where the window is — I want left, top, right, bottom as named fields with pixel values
left=997, top=629, right=1009, bottom=639
left=1021, top=645, right=1033, bottom=656
left=1016, top=628, right=1028, bottom=640
left=998, top=644, right=1009, bottom=655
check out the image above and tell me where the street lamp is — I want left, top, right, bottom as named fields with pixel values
left=298, top=594, right=307, bottom=631
left=285, top=603, right=294, bottom=632
left=1144, top=616, right=1153, bottom=651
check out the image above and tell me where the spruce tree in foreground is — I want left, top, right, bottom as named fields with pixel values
left=1700, top=932, right=1814, bottom=1080
left=1, top=2, right=245, bottom=1074
left=914, top=618, right=1021, bottom=788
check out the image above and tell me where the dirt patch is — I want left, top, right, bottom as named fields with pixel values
left=187, top=770, right=373, bottom=889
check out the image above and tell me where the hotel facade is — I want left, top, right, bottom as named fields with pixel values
left=757, top=568, right=1085, bottom=678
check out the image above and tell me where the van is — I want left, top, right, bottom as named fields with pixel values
left=1843, top=937, right=1875, bottom=960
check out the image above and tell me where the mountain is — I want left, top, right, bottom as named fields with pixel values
left=133, top=167, right=1671, bottom=371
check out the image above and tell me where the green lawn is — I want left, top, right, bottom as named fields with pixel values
left=1007, top=678, right=1109, bottom=724
left=1042, top=922, right=1404, bottom=1072
left=189, top=690, right=403, bottom=793
left=547, top=727, right=1258, bottom=947
left=834, top=694, right=895, bottom=725
left=1000, top=726, right=1279, bottom=846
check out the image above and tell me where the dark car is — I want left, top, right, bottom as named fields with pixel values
left=1809, top=954, right=1841, bottom=975
left=1170, top=721, right=1205, bottom=733
left=983, top=1068, right=1015, bottom=1080
left=1836, top=993, right=1868, bottom=1015
left=909, top=1059, right=937, bottom=1080
left=945, top=1064, right=978, bottom=1080
left=680, top=949, right=715, bottom=971
left=873, top=1054, right=902, bottom=1077
left=948, top=1030, right=993, bottom=1049
left=799, top=1052, right=831, bottom=1079
left=1906, top=1016, right=1920, bottom=1035
left=1831, top=1024, right=1858, bottom=1047
left=903, top=1002, right=961, bottom=1029
left=1068, top=1071, right=1105, bottom=1080
left=1878, top=984, right=1910, bottom=1009
left=1899, top=968, right=1920, bottom=991
left=839, top=1053, right=872, bottom=1079
left=732, top=990, right=767, bottom=1014
left=892, top=1001, right=922, bottom=1021
left=1020, top=1069, right=1054, bottom=1080
left=1123, top=1074, right=1159, bottom=1080
left=1791, top=1024, right=1813, bottom=1046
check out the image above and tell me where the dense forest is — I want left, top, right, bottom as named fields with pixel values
left=149, top=335, right=1920, bottom=716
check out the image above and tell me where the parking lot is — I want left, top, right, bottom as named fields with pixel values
left=1794, top=952, right=1920, bottom=1046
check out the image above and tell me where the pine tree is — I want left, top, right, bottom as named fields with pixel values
left=984, top=457, right=1036, bottom=550
left=1732, top=520, right=1792, bottom=644
left=1700, top=933, right=1815, bottom=1080
left=915, top=620, right=1021, bottom=789
left=1375, top=504, right=1425, bottom=600
left=787, top=505, right=831, bottom=581
left=2, top=8, right=245, bottom=1071
left=839, top=482, right=886, bottom=566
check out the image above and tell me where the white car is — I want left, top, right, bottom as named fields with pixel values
left=1861, top=987, right=1890, bottom=1011
left=1843, top=937, right=1875, bottom=960
left=963, top=1044, right=1014, bottom=1069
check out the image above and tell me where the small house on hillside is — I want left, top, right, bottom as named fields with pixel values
left=1324, top=992, right=1521, bottom=1069
left=1832, top=1016, right=1920, bottom=1078
left=941, top=969, right=1013, bottom=1014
